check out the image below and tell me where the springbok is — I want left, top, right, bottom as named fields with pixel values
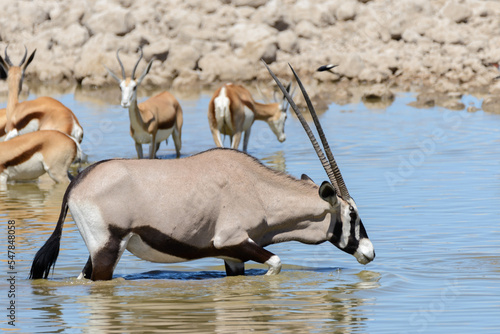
left=208, top=82, right=291, bottom=152
left=0, top=130, right=81, bottom=185
left=0, top=46, right=83, bottom=143
left=29, top=63, right=375, bottom=281
left=105, top=48, right=183, bottom=159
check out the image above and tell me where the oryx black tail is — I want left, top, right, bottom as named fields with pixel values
left=29, top=190, right=70, bottom=279
left=29, top=160, right=112, bottom=279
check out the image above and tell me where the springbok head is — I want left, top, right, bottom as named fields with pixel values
left=105, top=47, right=154, bottom=108
left=264, top=61, right=375, bottom=265
left=267, top=82, right=293, bottom=143
left=0, top=45, right=36, bottom=94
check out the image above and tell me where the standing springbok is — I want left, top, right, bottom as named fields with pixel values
left=105, top=48, right=183, bottom=159
left=208, top=83, right=291, bottom=151
left=0, top=46, right=83, bottom=143
left=29, top=63, right=375, bottom=281
left=0, top=130, right=81, bottom=185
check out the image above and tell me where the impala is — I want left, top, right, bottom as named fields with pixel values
left=208, top=82, right=291, bottom=151
left=0, top=130, right=81, bottom=185
left=0, top=46, right=83, bottom=143
left=29, top=63, right=374, bottom=281
left=105, top=48, right=183, bottom=159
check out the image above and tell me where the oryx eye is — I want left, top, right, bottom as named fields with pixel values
left=349, top=206, right=354, bottom=211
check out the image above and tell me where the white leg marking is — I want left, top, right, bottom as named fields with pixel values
left=265, top=255, right=282, bottom=275
left=4, top=128, right=19, bottom=141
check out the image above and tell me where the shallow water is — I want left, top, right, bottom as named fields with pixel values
left=1, top=91, right=499, bottom=333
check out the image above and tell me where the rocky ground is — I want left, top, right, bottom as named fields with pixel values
left=1, top=0, right=500, bottom=111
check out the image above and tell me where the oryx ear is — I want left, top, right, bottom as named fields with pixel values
left=319, top=181, right=338, bottom=205
left=301, top=173, right=315, bottom=184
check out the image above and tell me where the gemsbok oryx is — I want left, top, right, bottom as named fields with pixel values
left=0, top=130, right=81, bottom=185
left=29, top=63, right=375, bottom=281
left=105, top=47, right=183, bottom=159
left=208, top=82, right=291, bottom=151
left=0, top=46, right=84, bottom=143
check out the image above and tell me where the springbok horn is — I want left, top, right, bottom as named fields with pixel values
left=116, top=48, right=126, bottom=80
left=288, top=64, right=350, bottom=199
left=4, top=45, right=13, bottom=66
left=4, top=45, right=29, bottom=67
left=131, top=47, right=143, bottom=80
left=18, top=46, right=28, bottom=66
left=262, top=60, right=339, bottom=193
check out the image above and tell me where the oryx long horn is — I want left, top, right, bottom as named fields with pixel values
left=262, top=60, right=338, bottom=193
left=131, top=47, right=143, bottom=80
left=288, top=64, right=350, bottom=199
left=116, top=48, right=126, bottom=80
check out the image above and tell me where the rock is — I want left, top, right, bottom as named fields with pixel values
left=52, top=23, right=89, bottom=48
left=222, top=0, right=267, bottom=8
left=277, top=30, right=298, bottom=53
left=408, top=92, right=465, bottom=110
left=198, top=52, right=253, bottom=82
left=288, top=0, right=325, bottom=27
left=482, top=95, right=500, bottom=113
left=172, top=70, right=200, bottom=91
left=426, top=22, right=465, bottom=44
left=230, top=23, right=278, bottom=63
left=362, top=84, right=395, bottom=102
left=18, top=2, right=50, bottom=29
left=295, top=20, right=319, bottom=39
left=49, top=5, right=86, bottom=29
left=336, top=1, right=357, bottom=21
left=408, top=92, right=436, bottom=108
left=442, top=2, right=473, bottom=23
left=166, top=44, right=201, bottom=72
left=338, top=54, right=365, bottom=78
left=84, top=6, right=135, bottom=36
left=402, top=29, right=422, bottom=43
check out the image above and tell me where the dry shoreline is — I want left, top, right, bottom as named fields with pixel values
left=1, top=0, right=500, bottom=111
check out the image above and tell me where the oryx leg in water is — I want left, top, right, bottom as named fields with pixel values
left=30, top=64, right=374, bottom=281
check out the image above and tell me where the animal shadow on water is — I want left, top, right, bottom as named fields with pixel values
left=119, top=267, right=343, bottom=281
left=120, top=268, right=267, bottom=281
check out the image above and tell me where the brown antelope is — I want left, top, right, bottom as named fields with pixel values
left=0, top=130, right=81, bottom=185
left=29, top=63, right=374, bottom=281
left=0, top=46, right=83, bottom=143
left=105, top=48, right=183, bottom=159
left=208, top=83, right=291, bottom=151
